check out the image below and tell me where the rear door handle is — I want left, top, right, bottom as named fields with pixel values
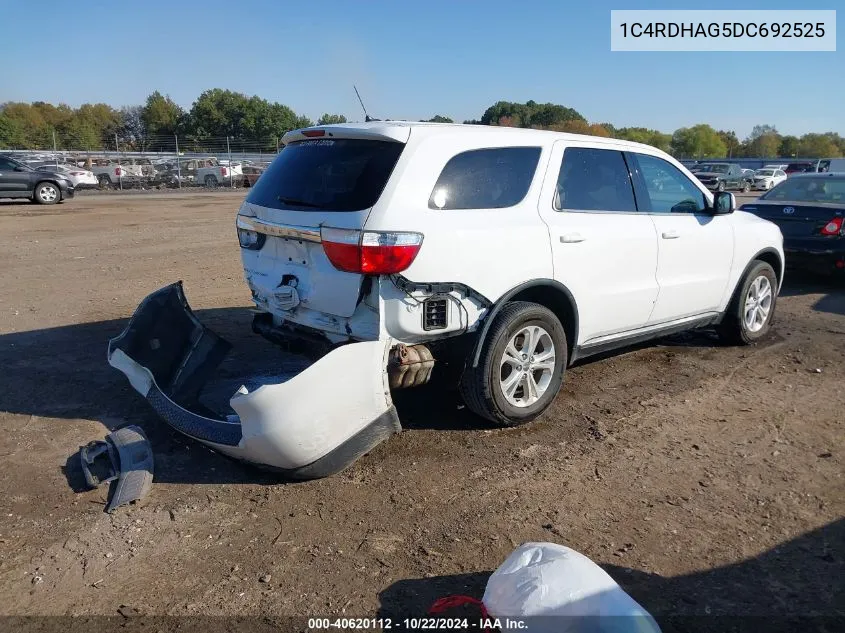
left=560, top=233, right=585, bottom=243
left=661, top=230, right=680, bottom=239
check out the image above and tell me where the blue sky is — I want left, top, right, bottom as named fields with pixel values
left=1, top=0, right=842, bottom=138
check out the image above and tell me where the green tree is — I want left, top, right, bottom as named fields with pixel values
left=615, top=127, right=672, bottom=152
left=421, top=115, right=453, bottom=123
left=142, top=91, right=184, bottom=138
left=479, top=100, right=584, bottom=128
left=778, top=135, right=800, bottom=158
left=0, top=112, right=28, bottom=148
left=797, top=133, right=842, bottom=158
left=671, top=124, right=727, bottom=158
left=716, top=130, right=740, bottom=157
left=743, top=124, right=780, bottom=157
left=317, top=113, right=347, bottom=125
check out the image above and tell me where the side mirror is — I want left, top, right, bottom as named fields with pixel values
left=712, top=191, right=735, bottom=215
left=14, top=166, right=25, bottom=172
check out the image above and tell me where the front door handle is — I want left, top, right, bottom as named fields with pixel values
left=560, top=233, right=585, bottom=243
left=661, top=230, right=680, bottom=239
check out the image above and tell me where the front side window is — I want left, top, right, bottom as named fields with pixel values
left=634, top=153, right=707, bottom=214
left=429, top=147, right=541, bottom=210
left=555, top=147, right=636, bottom=212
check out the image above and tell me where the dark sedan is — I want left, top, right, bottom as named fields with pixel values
left=740, top=173, right=845, bottom=274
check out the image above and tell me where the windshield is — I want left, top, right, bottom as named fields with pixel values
left=698, top=164, right=728, bottom=173
left=761, top=176, right=845, bottom=203
left=755, top=169, right=776, bottom=176
left=246, top=139, right=404, bottom=211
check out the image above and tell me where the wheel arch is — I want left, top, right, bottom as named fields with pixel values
left=722, top=247, right=784, bottom=315
left=33, top=179, right=63, bottom=198
left=470, top=279, right=579, bottom=368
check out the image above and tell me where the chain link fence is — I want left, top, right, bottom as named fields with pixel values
left=1, top=131, right=282, bottom=191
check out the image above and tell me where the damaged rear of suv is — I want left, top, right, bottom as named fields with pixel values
left=109, top=122, right=784, bottom=478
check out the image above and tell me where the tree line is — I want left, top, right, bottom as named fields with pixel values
left=1, top=93, right=843, bottom=159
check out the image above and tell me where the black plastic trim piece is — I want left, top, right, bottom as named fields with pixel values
left=469, top=279, right=579, bottom=368
left=571, top=315, right=719, bottom=362
left=391, top=275, right=492, bottom=308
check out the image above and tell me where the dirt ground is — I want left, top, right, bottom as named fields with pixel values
left=0, top=192, right=842, bottom=629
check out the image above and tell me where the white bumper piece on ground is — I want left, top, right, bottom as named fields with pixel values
left=107, top=282, right=400, bottom=479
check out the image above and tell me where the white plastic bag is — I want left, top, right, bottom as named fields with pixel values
left=482, top=542, right=661, bottom=633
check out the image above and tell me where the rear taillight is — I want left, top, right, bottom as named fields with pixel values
left=820, top=217, right=844, bottom=236
left=114, top=167, right=122, bottom=176
left=221, top=167, right=229, bottom=177
left=320, top=228, right=423, bottom=274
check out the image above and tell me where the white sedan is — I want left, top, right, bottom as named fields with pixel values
left=752, top=168, right=787, bottom=190
left=36, top=164, right=98, bottom=188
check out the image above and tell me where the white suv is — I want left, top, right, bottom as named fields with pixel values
left=108, top=122, right=784, bottom=478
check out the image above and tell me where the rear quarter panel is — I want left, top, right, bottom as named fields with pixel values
left=364, top=129, right=555, bottom=304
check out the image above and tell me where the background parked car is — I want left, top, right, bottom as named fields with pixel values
left=818, top=159, right=845, bottom=173
left=752, top=168, right=787, bottom=191
left=740, top=172, right=845, bottom=274
left=741, top=168, right=756, bottom=185
left=693, top=163, right=750, bottom=192
left=241, top=163, right=268, bottom=187
left=34, top=163, right=98, bottom=188
left=0, top=154, right=75, bottom=204
left=785, top=161, right=819, bottom=176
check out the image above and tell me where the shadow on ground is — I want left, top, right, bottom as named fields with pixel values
left=779, top=270, right=845, bottom=317
left=378, top=519, right=844, bottom=632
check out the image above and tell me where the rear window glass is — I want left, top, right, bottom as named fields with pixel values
left=429, top=147, right=541, bottom=210
left=246, top=139, right=404, bottom=211
left=761, top=176, right=845, bottom=203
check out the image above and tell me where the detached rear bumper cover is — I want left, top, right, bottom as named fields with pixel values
left=107, top=282, right=399, bottom=479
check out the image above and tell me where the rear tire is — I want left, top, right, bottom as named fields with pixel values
left=204, top=175, right=218, bottom=188
left=34, top=181, right=60, bottom=205
left=460, top=302, right=567, bottom=427
left=97, top=175, right=112, bottom=190
left=742, top=181, right=750, bottom=193
left=717, top=261, right=778, bottom=345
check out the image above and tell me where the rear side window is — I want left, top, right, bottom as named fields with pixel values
left=247, top=139, right=404, bottom=211
left=428, top=147, right=541, bottom=210
left=556, top=147, right=637, bottom=212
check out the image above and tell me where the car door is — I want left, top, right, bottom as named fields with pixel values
left=0, top=157, right=34, bottom=194
left=627, top=152, right=734, bottom=323
left=537, top=142, right=660, bottom=345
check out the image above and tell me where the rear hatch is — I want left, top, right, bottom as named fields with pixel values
left=741, top=201, right=844, bottom=239
left=239, top=129, right=408, bottom=319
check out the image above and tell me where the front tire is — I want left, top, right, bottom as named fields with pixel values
left=34, top=182, right=60, bottom=205
left=717, top=261, right=777, bottom=345
left=742, top=181, right=750, bottom=193
left=717, top=181, right=726, bottom=192
left=460, top=302, right=567, bottom=427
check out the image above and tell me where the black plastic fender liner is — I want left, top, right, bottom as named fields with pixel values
left=469, top=279, right=580, bottom=368
left=108, top=281, right=243, bottom=447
